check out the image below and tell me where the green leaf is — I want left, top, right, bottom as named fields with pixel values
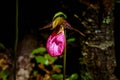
left=53, top=65, right=63, bottom=71
left=31, top=47, right=46, bottom=54
left=0, top=70, right=9, bottom=80
left=33, top=70, right=38, bottom=77
left=35, top=56, right=49, bottom=65
left=44, top=54, right=57, bottom=63
left=66, top=73, right=78, bottom=80
left=67, top=38, right=76, bottom=43
left=54, top=65, right=63, bottom=68
left=52, top=74, right=63, bottom=80
left=70, top=73, right=78, bottom=79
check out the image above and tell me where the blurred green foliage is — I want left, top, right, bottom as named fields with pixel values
left=52, top=74, right=63, bottom=80
left=34, top=54, right=57, bottom=65
left=0, top=70, right=9, bottom=80
left=67, top=37, right=76, bottom=43
left=0, top=43, right=9, bottom=80
left=116, top=0, right=120, bottom=3
left=35, top=55, right=49, bottom=65
left=66, top=73, right=79, bottom=80
left=52, top=73, right=79, bottom=80
left=33, top=70, right=38, bottom=77
left=81, top=72, right=92, bottom=80
left=31, top=47, right=46, bottom=54
left=31, top=37, right=79, bottom=80
left=0, top=43, right=5, bottom=49
left=44, top=54, right=57, bottom=64
left=102, top=16, right=111, bottom=24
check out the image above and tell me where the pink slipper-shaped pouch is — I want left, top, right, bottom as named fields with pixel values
left=46, top=30, right=66, bottom=57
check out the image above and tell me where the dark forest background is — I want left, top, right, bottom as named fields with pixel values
left=0, top=0, right=120, bottom=79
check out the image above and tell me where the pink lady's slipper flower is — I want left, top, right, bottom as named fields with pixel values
left=46, top=26, right=66, bottom=57
left=39, top=12, right=85, bottom=57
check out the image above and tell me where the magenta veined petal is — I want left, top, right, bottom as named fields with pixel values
left=46, top=30, right=66, bottom=57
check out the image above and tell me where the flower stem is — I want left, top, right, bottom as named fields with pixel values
left=14, top=0, right=18, bottom=79
left=63, top=30, right=66, bottom=80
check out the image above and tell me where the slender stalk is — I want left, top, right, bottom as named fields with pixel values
left=15, top=0, right=18, bottom=54
left=14, top=0, right=18, bottom=79
left=63, top=30, right=66, bottom=80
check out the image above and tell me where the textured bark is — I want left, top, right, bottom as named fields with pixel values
left=79, top=0, right=118, bottom=80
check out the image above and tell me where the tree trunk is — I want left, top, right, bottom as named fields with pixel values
left=79, top=0, right=118, bottom=80
left=16, top=34, right=38, bottom=80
